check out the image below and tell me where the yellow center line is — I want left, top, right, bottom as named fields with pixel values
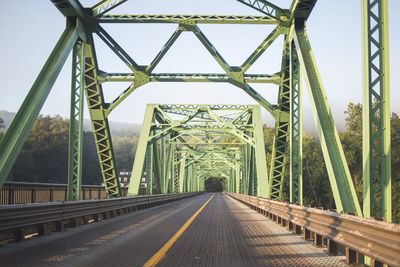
left=143, top=193, right=215, bottom=267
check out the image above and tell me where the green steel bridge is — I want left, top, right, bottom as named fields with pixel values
left=0, top=0, right=399, bottom=266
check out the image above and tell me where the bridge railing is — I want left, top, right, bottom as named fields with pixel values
left=0, top=182, right=129, bottom=205
left=226, top=192, right=400, bottom=267
left=0, top=192, right=201, bottom=243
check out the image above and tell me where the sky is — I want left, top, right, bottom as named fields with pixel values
left=0, top=0, right=399, bottom=129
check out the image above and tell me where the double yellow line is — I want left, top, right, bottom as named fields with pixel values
left=143, top=194, right=215, bottom=267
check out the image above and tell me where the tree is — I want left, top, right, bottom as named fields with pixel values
left=340, top=103, right=363, bottom=200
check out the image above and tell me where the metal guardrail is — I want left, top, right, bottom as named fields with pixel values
left=227, top=192, right=400, bottom=267
left=0, top=182, right=129, bottom=205
left=0, top=192, right=201, bottom=243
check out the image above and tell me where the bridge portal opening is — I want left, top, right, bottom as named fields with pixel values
left=205, top=177, right=225, bottom=192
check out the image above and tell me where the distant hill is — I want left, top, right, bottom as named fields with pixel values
left=0, top=108, right=345, bottom=136
left=0, top=110, right=141, bottom=137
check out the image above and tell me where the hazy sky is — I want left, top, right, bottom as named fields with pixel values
left=0, top=0, right=399, bottom=128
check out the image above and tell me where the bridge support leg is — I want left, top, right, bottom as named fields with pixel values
left=0, top=25, right=78, bottom=188
left=235, top=151, right=241, bottom=193
left=253, top=106, right=269, bottom=198
left=294, top=23, right=362, bottom=215
left=128, top=105, right=155, bottom=196
left=289, top=40, right=303, bottom=205
left=269, top=36, right=290, bottom=200
left=83, top=39, right=121, bottom=198
left=146, top=142, right=153, bottom=195
left=67, top=40, right=85, bottom=201
left=178, top=157, right=186, bottom=193
left=362, top=0, right=391, bottom=222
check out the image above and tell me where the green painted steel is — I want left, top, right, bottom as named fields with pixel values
left=0, top=25, right=78, bottom=188
left=294, top=24, right=362, bottom=215
left=128, top=105, right=156, bottom=196
left=127, top=104, right=268, bottom=196
left=98, top=14, right=279, bottom=24
left=269, top=36, right=291, bottom=200
left=0, top=0, right=393, bottom=217
left=67, top=40, right=85, bottom=201
left=362, top=0, right=391, bottom=222
left=289, top=40, right=303, bottom=205
left=82, top=40, right=121, bottom=198
left=253, top=106, right=269, bottom=197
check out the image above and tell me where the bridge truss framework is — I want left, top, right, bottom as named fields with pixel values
left=0, top=0, right=392, bottom=221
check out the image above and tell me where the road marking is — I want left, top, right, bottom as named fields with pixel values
left=143, top=194, right=215, bottom=267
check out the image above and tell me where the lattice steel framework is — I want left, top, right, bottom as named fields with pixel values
left=362, top=0, right=391, bottom=222
left=128, top=104, right=268, bottom=197
left=0, top=0, right=392, bottom=218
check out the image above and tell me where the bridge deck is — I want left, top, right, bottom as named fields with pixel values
left=0, top=193, right=346, bottom=267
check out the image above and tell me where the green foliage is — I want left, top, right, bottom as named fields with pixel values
left=6, top=115, right=139, bottom=185
left=302, top=135, right=334, bottom=208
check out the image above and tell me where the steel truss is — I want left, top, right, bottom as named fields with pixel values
left=0, top=0, right=392, bottom=219
left=362, top=0, right=391, bottom=222
left=128, top=104, right=268, bottom=197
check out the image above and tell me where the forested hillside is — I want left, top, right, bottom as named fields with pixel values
left=0, top=103, right=399, bottom=222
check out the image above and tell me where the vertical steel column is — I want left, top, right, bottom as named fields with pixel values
left=178, top=152, right=186, bottom=193
left=67, top=41, right=85, bottom=201
left=0, top=26, right=78, bottom=188
left=128, top=105, right=155, bottom=196
left=362, top=0, right=391, bottom=221
left=235, top=151, right=241, bottom=193
left=146, top=142, right=153, bottom=195
left=269, top=36, right=291, bottom=200
left=289, top=40, right=303, bottom=205
left=253, top=105, right=269, bottom=197
left=295, top=24, right=362, bottom=215
left=163, top=139, right=173, bottom=193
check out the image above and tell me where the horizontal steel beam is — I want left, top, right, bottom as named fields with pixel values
left=98, top=72, right=282, bottom=84
left=98, top=14, right=279, bottom=24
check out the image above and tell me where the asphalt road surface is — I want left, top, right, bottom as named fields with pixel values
left=0, top=193, right=346, bottom=267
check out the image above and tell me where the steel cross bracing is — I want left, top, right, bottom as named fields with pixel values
left=128, top=104, right=268, bottom=197
left=0, top=0, right=393, bottom=220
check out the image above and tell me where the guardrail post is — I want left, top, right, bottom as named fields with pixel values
left=295, top=225, right=302, bottom=235
left=31, top=185, right=36, bottom=203
left=314, top=233, right=323, bottom=247
left=37, top=224, right=47, bottom=236
left=288, top=221, right=294, bottom=231
left=303, top=228, right=311, bottom=240
left=50, top=185, right=54, bottom=202
left=14, top=228, right=25, bottom=242
left=8, top=184, right=14, bottom=205
left=370, top=259, right=384, bottom=267
left=328, top=240, right=338, bottom=256
left=345, top=248, right=359, bottom=264
left=55, top=221, right=64, bottom=232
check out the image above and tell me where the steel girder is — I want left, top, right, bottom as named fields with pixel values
left=67, top=41, right=85, bottom=200
left=289, top=40, right=302, bottom=205
left=98, top=14, right=279, bottom=24
left=83, top=39, right=122, bottom=198
left=128, top=104, right=268, bottom=196
left=362, top=0, right=391, bottom=222
left=268, top=35, right=291, bottom=200
left=294, top=23, right=362, bottom=215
